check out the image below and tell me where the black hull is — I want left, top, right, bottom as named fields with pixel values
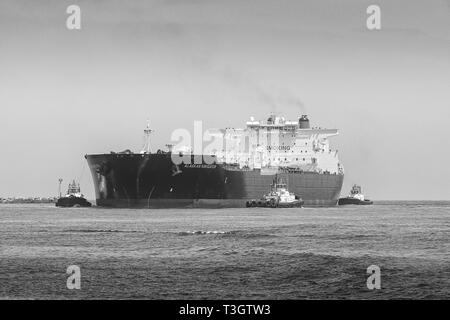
left=246, top=199, right=304, bottom=208
left=85, top=153, right=344, bottom=208
left=56, top=197, right=92, bottom=208
left=338, top=198, right=373, bottom=205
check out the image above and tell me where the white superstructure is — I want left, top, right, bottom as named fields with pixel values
left=210, top=114, right=343, bottom=174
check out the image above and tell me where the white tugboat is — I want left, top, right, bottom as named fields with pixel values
left=338, top=184, right=373, bottom=205
left=56, top=180, right=92, bottom=207
left=246, top=177, right=304, bottom=208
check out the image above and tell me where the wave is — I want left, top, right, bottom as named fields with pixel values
left=176, top=230, right=277, bottom=239
left=177, top=230, right=238, bottom=236
left=63, top=229, right=139, bottom=233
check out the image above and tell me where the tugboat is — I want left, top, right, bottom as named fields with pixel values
left=56, top=180, right=92, bottom=208
left=246, top=178, right=304, bottom=208
left=338, top=184, right=373, bottom=205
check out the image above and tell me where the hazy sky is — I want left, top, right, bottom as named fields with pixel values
left=1, top=0, right=449, bottom=199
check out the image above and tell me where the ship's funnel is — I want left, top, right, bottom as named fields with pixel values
left=299, top=115, right=310, bottom=129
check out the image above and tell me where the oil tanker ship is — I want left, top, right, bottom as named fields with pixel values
left=85, top=114, right=344, bottom=208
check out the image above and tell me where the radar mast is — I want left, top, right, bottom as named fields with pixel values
left=141, top=119, right=154, bottom=154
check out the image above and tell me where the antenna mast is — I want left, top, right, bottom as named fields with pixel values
left=58, top=178, right=63, bottom=198
left=141, top=120, right=154, bottom=154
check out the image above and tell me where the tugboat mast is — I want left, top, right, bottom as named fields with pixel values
left=141, top=120, right=154, bottom=154
left=58, top=178, right=63, bottom=198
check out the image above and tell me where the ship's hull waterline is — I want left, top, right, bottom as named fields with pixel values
left=85, top=154, right=344, bottom=208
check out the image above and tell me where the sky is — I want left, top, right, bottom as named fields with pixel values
left=0, top=0, right=449, bottom=200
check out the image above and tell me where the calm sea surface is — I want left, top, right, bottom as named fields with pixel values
left=0, top=202, right=449, bottom=299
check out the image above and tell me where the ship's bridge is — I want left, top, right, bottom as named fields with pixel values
left=246, top=115, right=298, bottom=130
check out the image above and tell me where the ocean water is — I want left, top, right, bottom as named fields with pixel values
left=0, top=202, right=449, bottom=299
